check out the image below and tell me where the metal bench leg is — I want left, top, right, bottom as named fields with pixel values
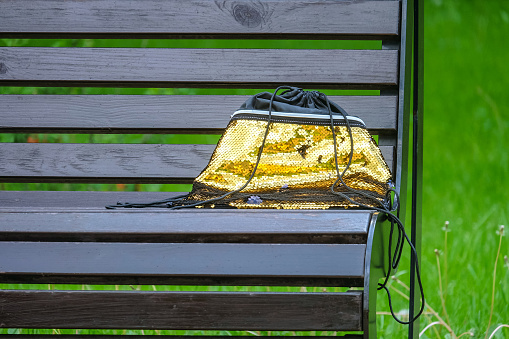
left=363, top=213, right=388, bottom=339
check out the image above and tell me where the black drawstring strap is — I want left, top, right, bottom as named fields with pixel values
left=105, top=194, right=188, bottom=209
left=322, top=91, right=425, bottom=325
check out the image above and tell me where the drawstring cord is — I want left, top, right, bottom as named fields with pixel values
left=106, top=194, right=189, bottom=209
left=322, top=91, right=425, bottom=325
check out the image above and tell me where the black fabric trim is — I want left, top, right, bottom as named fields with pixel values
left=239, top=87, right=356, bottom=118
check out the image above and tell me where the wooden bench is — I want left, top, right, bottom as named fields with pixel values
left=0, top=0, right=421, bottom=338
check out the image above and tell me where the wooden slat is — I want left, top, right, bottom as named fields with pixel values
left=0, top=242, right=366, bottom=286
left=0, top=290, right=363, bottom=331
left=0, top=208, right=372, bottom=243
left=0, top=191, right=176, bottom=208
left=0, top=48, right=399, bottom=89
left=0, top=144, right=394, bottom=183
left=0, top=191, right=379, bottom=212
left=0, top=143, right=213, bottom=184
left=0, top=0, right=400, bottom=40
left=0, top=95, right=398, bottom=134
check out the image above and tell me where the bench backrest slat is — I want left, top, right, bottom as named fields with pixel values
left=0, top=0, right=400, bottom=40
left=1, top=95, right=397, bottom=134
left=0, top=48, right=398, bottom=89
left=0, top=143, right=394, bottom=183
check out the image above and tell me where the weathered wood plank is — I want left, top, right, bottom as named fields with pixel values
left=0, top=191, right=378, bottom=212
left=0, top=191, right=177, bottom=208
left=0, top=242, right=366, bottom=285
left=0, top=144, right=394, bottom=183
left=0, top=143, right=214, bottom=184
left=0, top=48, right=399, bottom=89
left=0, top=95, right=397, bottom=134
left=0, top=0, right=400, bottom=40
left=0, top=208, right=372, bottom=243
left=0, top=290, right=363, bottom=331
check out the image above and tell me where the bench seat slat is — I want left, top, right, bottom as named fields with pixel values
left=0, top=48, right=398, bottom=88
left=0, top=290, right=363, bottom=331
left=0, top=191, right=180, bottom=208
left=0, top=0, right=399, bottom=40
left=0, top=144, right=394, bottom=183
left=0, top=209, right=372, bottom=243
left=0, top=242, right=365, bottom=286
left=0, top=95, right=398, bottom=134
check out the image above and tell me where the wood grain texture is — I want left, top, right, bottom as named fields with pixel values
left=0, top=143, right=215, bottom=184
left=0, top=242, right=366, bottom=281
left=0, top=48, right=399, bottom=89
left=0, top=0, right=400, bottom=40
left=0, top=191, right=179, bottom=208
left=0, top=208, right=371, bottom=243
left=0, top=143, right=394, bottom=183
left=0, top=290, right=363, bottom=331
left=0, top=95, right=398, bottom=134
left=0, top=191, right=373, bottom=213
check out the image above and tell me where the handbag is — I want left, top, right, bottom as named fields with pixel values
left=181, top=86, right=392, bottom=209
left=107, top=86, right=392, bottom=210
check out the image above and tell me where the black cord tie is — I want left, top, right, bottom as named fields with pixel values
left=322, top=91, right=425, bottom=325
left=105, top=194, right=189, bottom=209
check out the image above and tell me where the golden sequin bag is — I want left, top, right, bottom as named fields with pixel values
left=180, top=87, right=392, bottom=209
left=107, top=87, right=392, bottom=210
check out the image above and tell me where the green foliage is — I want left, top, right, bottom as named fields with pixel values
left=378, top=0, right=509, bottom=337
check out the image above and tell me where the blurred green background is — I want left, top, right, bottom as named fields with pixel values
left=416, top=0, right=508, bottom=338
left=1, top=0, right=508, bottom=337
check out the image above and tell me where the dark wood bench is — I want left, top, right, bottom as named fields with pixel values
left=0, top=1, right=421, bottom=338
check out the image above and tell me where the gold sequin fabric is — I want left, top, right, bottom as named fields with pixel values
left=186, top=118, right=392, bottom=209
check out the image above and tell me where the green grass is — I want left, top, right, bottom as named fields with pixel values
left=378, top=1, right=509, bottom=338
left=1, top=0, right=509, bottom=337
